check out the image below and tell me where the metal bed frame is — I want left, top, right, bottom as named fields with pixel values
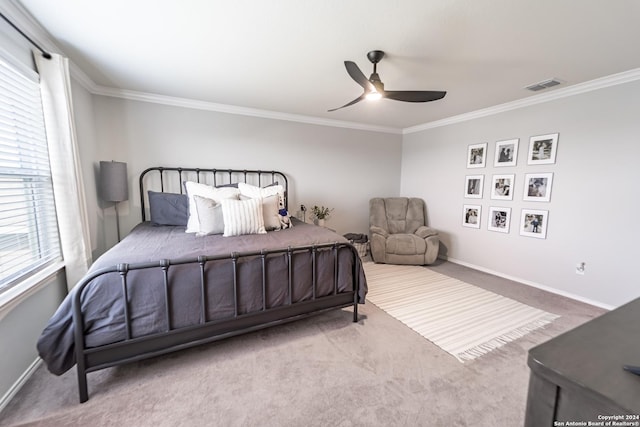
left=72, top=167, right=361, bottom=403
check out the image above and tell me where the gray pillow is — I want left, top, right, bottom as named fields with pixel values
left=194, top=195, right=224, bottom=235
left=148, top=191, right=189, bottom=226
left=215, top=182, right=239, bottom=188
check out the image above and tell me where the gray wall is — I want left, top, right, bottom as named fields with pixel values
left=0, top=272, right=67, bottom=406
left=401, top=80, right=640, bottom=308
left=88, top=96, right=403, bottom=255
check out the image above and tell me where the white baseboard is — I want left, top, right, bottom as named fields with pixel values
left=0, top=358, right=42, bottom=414
left=440, top=255, right=615, bottom=311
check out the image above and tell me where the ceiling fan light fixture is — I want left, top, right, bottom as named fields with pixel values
left=366, top=90, right=382, bottom=101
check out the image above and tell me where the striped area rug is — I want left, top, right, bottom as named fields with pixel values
left=364, top=263, right=559, bottom=362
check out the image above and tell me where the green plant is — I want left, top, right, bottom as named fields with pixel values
left=311, top=205, right=333, bottom=220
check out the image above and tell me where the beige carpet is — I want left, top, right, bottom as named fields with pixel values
left=364, top=263, right=560, bottom=362
left=0, top=261, right=605, bottom=427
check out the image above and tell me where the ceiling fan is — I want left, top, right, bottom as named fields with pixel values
left=329, top=50, right=446, bottom=112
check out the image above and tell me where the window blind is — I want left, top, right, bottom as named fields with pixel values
left=0, top=55, right=61, bottom=292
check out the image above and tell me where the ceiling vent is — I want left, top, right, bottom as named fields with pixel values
left=525, top=78, right=562, bottom=92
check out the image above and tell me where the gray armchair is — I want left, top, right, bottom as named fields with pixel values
left=369, top=197, right=439, bottom=265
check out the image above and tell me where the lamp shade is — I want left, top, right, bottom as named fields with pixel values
left=99, top=161, right=129, bottom=202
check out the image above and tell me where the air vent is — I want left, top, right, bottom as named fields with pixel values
left=525, top=78, right=562, bottom=92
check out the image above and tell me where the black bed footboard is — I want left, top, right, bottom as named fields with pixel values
left=72, top=242, right=361, bottom=403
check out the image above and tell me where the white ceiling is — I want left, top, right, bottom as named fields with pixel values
left=16, top=0, right=640, bottom=130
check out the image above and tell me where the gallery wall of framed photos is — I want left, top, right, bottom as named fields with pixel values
left=463, top=132, right=558, bottom=239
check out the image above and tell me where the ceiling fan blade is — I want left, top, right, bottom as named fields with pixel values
left=383, top=90, right=446, bottom=103
left=328, top=93, right=366, bottom=112
left=344, top=61, right=374, bottom=91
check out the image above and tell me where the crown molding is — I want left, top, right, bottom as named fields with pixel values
left=91, top=85, right=402, bottom=134
left=403, top=68, right=640, bottom=134
left=68, top=61, right=100, bottom=93
left=66, top=66, right=640, bottom=136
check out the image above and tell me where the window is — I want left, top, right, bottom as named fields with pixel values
left=0, top=54, right=61, bottom=294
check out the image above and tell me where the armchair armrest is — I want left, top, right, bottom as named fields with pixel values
left=415, top=226, right=438, bottom=239
left=370, top=226, right=389, bottom=238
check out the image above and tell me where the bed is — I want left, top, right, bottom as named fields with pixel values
left=37, top=167, right=366, bottom=403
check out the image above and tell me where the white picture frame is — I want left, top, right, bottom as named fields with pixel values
left=487, top=207, right=511, bottom=233
left=490, top=174, right=515, bottom=201
left=462, top=204, right=481, bottom=229
left=527, top=133, right=558, bottom=165
left=520, top=209, right=548, bottom=239
left=523, top=172, right=553, bottom=202
left=494, top=138, right=519, bottom=167
left=467, top=143, right=487, bottom=168
left=464, top=175, right=484, bottom=199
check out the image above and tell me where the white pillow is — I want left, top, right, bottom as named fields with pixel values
left=240, top=194, right=280, bottom=231
left=220, top=198, right=266, bottom=237
left=193, top=195, right=224, bottom=236
left=184, top=181, right=239, bottom=233
left=238, top=182, right=285, bottom=209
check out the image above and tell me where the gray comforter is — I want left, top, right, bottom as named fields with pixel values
left=37, top=219, right=367, bottom=375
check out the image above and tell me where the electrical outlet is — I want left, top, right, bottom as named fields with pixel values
left=576, top=262, right=585, bottom=275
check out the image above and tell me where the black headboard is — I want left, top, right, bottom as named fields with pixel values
left=139, top=167, right=289, bottom=221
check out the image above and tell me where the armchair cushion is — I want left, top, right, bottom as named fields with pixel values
left=414, top=226, right=438, bottom=239
left=369, top=225, right=389, bottom=238
left=386, top=234, right=427, bottom=256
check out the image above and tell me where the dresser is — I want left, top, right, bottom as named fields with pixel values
left=525, top=297, right=640, bottom=426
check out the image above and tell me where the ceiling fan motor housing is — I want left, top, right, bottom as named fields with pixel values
left=367, top=50, right=385, bottom=64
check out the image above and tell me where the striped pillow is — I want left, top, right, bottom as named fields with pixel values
left=220, top=197, right=267, bottom=237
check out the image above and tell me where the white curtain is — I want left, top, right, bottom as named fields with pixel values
left=34, top=52, right=92, bottom=291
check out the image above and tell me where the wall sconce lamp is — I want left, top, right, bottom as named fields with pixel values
left=99, top=160, right=128, bottom=242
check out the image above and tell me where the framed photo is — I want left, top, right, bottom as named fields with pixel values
left=467, top=143, right=487, bottom=168
left=462, top=205, right=481, bottom=229
left=520, top=209, right=548, bottom=239
left=487, top=207, right=511, bottom=233
left=523, top=172, right=553, bottom=202
left=490, top=174, right=515, bottom=201
left=527, top=133, right=558, bottom=165
left=464, top=175, right=484, bottom=199
left=494, top=138, right=519, bottom=167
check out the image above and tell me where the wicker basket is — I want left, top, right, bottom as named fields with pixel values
left=344, top=233, right=369, bottom=258
left=351, top=241, right=369, bottom=258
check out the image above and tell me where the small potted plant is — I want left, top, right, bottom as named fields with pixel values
left=311, top=205, right=333, bottom=227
